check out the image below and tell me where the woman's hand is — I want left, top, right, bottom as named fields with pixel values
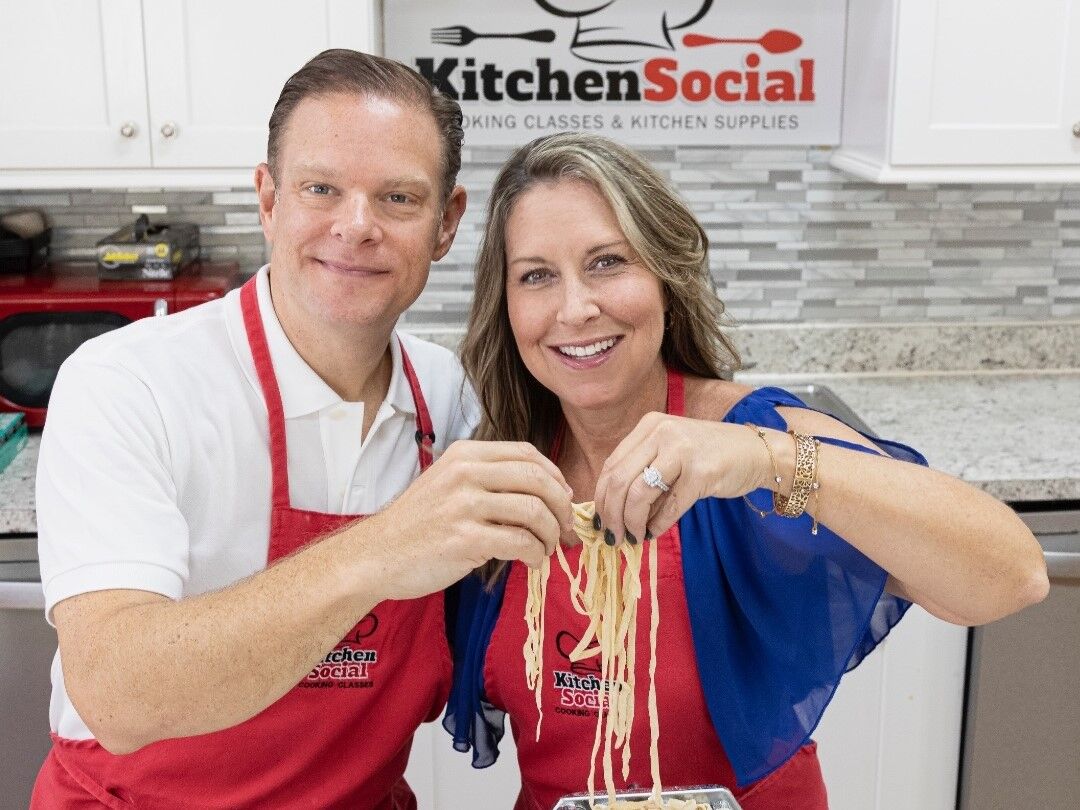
left=592, top=413, right=772, bottom=545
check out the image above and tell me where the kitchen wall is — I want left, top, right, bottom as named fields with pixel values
left=3, top=145, right=1078, bottom=327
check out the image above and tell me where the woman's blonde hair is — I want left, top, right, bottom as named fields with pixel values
left=461, top=132, right=741, bottom=453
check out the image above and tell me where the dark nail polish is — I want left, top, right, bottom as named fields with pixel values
left=592, top=513, right=602, bottom=531
left=645, top=529, right=654, bottom=540
left=604, top=529, right=616, bottom=546
left=625, top=530, right=637, bottom=545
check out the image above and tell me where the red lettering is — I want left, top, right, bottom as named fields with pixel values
left=799, top=59, right=816, bottom=101
left=643, top=58, right=678, bottom=101
left=764, top=71, right=796, bottom=102
left=682, top=70, right=711, bottom=102
left=715, top=70, right=742, bottom=101
left=643, top=55, right=814, bottom=104
left=744, top=53, right=761, bottom=101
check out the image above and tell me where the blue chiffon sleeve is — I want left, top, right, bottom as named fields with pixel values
left=679, top=386, right=929, bottom=786
left=443, top=571, right=509, bottom=767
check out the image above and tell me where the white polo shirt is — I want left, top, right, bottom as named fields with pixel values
left=36, top=265, right=479, bottom=739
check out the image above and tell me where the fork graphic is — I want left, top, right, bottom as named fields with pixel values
left=430, top=25, right=556, bottom=46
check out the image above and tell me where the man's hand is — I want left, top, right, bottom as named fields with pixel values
left=360, top=440, right=575, bottom=601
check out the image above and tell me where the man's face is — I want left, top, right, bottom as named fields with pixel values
left=255, top=92, right=464, bottom=336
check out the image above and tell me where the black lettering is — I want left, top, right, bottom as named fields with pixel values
left=537, top=59, right=570, bottom=101
left=506, top=70, right=533, bottom=101
left=463, top=58, right=479, bottom=101
left=414, top=58, right=459, bottom=99
left=574, top=70, right=604, bottom=102
left=480, top=63, right=504, bottom=100
left=604, top=70, right=640, bottom=101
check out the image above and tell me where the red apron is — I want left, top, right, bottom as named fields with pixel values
left=32, top=277, right=452, bottom=810
left=483, top=370, right=829, bottom=810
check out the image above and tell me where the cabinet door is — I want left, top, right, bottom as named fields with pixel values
left=815, top=607, right=968, bottom=810
left=0, top=0, right=151, bottom=169
left=141, top=0, right=379, bottom=169
left=891, top=0, right=1080, bottom=165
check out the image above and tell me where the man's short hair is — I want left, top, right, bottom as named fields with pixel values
left=268, top=49, right=464, bottom=202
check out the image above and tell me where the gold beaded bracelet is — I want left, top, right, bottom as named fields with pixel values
left=742, top=423, right=782, bottom=518
left=809, top=440, right=822, bottom=535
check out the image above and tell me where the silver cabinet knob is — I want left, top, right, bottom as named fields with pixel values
left=119, top=122, right=137, bottom=138
left=153, top=298, right=169, bottom=317
left=1073, top=121, right=1080, bottom=138
left=160, top=122, right=178, bottom=139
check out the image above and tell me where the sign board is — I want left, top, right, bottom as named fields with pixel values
left=384, top=0, right=845, bottom=145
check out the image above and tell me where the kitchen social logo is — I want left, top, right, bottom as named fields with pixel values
left=302, top=611, right=380, bottom=687
left=551, top=630, right=619, bottom=718
left=385, top=0, right=844, bottom=145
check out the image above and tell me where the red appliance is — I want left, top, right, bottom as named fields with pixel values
left=0, top=261, right=241, bottom=426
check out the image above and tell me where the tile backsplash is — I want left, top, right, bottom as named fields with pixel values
left=2, top=146, right=1077, bottom=327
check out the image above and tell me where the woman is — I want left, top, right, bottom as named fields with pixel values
left=445, top=133, right=1047, bottom=810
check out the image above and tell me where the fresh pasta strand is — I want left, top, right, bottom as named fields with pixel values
left=647, top=530, right=661, bottom=804
left=523, top=555, right=549, bottom=740
left=524, top=501, right=663, bottom=809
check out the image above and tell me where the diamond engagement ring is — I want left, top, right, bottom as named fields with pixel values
left=642, top=466, right=670, bottom=493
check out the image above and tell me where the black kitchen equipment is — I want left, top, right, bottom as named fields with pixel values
left=0, top=209, right=50, bottom=275
left=96, top=214, right=200, bottom=280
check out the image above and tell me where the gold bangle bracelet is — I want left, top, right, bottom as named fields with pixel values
left=774, top=431, right=818, bottom=519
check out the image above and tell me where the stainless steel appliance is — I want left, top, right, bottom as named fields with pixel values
left=783, top=383, right=875, bottom=436
left=958, top=503, right=1080, bottom=809
left=0, top=536, right=53, bottom=809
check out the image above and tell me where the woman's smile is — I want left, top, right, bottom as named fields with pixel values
left=549, top=336, right=622, bottom=369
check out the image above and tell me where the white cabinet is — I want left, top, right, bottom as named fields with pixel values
left=0, top=0, right=380, bottom=188
left=0, top=1, right=151, bottom=169
left=832, top=0, right=1080, bottom=183
left=815, top=607, right=968, bottom=810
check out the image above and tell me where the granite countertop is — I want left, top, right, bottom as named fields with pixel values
left=0, top=431, right=38, bottom=534
left=1, top=369, right=1076, bottom=535
left=735, top=370, right=1079, bottom=503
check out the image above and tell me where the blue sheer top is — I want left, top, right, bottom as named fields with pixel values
left=443, top=386, right=929, bottom=787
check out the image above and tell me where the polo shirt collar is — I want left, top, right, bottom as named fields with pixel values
left=233, top=266, right=415, bottom=420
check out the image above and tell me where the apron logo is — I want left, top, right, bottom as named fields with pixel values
left=343, top=611, right=379, bottom=643
left=551, top=631, right=621, bottom=715
left=301, top=612, right=380, bottom=688
left=556, top=630, right=601, bottom=676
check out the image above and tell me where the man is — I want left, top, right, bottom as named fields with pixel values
left=32, top=50, right=572, bottom=809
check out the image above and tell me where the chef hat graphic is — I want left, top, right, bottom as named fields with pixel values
left=535, top=0, right=713, bottom=64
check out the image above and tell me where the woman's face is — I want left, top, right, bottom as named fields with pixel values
left=504, top=179, right=667, bottom=412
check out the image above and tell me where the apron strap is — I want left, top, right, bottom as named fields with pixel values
left=666, top=366, right=685, bottom=417
left=398, top=339, right=436, bottom=472
left=240, top=278, right=291, bottom=510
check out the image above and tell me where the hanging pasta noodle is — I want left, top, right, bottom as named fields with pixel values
left=523, top=554, right=548, bottom=739
left=525, top=501, right=681, bottom=809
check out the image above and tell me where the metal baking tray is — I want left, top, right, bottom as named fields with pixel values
left=553, top=786, right=743, bottom=809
